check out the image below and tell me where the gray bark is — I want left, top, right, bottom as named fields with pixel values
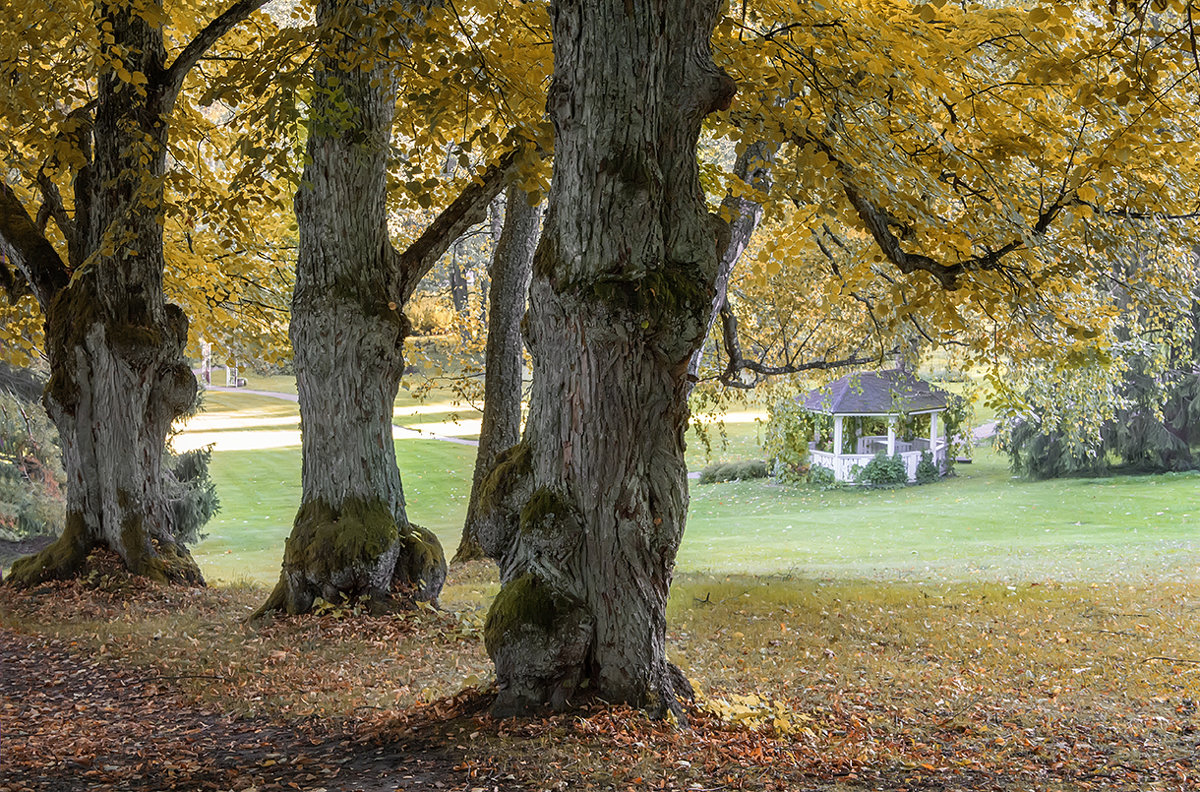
left=454, top=186, right=540, bottom=563
left=258, top=0, right=446, bottom=616
left=259, top=1, right=519, bottom=616
left=5, top=1, right=269, bottom=587
left=688, top=141, right=777, bottom=381
left=476, top=0, right=735, bottom=717
left=449, top=242, right=469, bottom=315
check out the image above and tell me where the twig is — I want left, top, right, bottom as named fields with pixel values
left=1143, top=656, right=1200, bottom=665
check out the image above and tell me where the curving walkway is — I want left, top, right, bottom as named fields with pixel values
left=203, top=385, right=480, bottom=447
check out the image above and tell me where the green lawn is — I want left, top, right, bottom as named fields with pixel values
left=192, top=438, right=475, bottom=584
left=188, top=391, right=1198, bottom=587
left=683, top=448, right=1200, bottom=582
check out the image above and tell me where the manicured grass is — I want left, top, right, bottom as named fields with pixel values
left=192, top=439, right=475, bottom=585
left=187, top=391, right=1199, bottom=587
left=683, top=447, right=1200, bottom=582
left=685, top=416, right=765, bottom=469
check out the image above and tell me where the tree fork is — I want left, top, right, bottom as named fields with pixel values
left=1, top=1, right=268, bottom=588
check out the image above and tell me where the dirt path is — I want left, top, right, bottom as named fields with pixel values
left=205, top=385, right=480, bottom=448
left=0, top=627, right=511, bottom=792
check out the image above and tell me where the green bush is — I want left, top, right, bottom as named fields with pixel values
left=163, top=445, right=220, bottom=546
left=698, top=459, right=769, bottom=484
left=854, top=452, right=908, bottom=487
left=915, top=450, right=940, bottom=484
left=807, top=464, right=836, bottom=488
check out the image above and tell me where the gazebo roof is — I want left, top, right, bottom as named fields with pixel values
left=802, top=369, right=951, bottom=415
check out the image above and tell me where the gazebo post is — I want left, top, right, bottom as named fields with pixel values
left=833, top=415, right=844, bottom=457
left=887, top=416, right=897, bottom=456
left=930, top=411, right=940, bottom=466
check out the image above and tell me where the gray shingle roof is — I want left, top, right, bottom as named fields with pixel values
left=802, top=369, right=951, bottom=415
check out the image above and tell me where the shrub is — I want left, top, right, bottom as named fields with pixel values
left=915, top=450, right=940, bottom=484
left=854, top=452, right=908, bottom=487
left=807, top=464, right=836, bottom=488
left=163, top=446, right=220, bottom=546
left=698, top=459, right=769, bottom=484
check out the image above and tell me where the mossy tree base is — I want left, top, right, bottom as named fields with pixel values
left=5, top=518, right=94, bottom=587
left=6, top=515, right=204, bottom=588
left=255, top=497, right=446, bottom=618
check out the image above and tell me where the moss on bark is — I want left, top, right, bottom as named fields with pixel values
left=5, top=511, right=94, bottom=587
left=281, top=496, right=398, bottom=581
left=256, top=496, right=446, bottom=617
left=484, top=572, right=576, bottom=653
left=475, top=441, right=531, bottom=518
left=395, top=522, right=447, bottom=604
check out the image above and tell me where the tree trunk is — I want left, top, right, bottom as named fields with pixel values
left=257, top=0, right=445, bottom=616
left=688, top=140, right=777, bottom=381
left=8, top=3, right=203, bottom=587
left=449, top=242, right=469, bottom=315
left=475, top=0, right=735, bottom=717
left=454, top=186, right=539, bottom=563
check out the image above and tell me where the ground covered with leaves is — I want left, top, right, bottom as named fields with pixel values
left=2, top=554, right=1198, bottom=791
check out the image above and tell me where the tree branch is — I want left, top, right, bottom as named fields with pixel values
left=716, top=300, right=883, bottom=388
left=799, top=134, right=1060, bottom=290
left=0, top=181, right=70, bottom=308
left=35, top=168, right=79, bottom=265
left=160, top=0, right=272, bottom=110
left=396, top=148, right=523, bottom=302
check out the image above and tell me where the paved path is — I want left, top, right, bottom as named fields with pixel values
left=204, top=385, right=480, bottom=447
left=973, top=420, right=998, bottom=442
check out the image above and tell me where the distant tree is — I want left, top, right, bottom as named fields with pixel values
left=456, top=186, right=540, bottom=563
left=1001, top=282, right=1200, bottom=478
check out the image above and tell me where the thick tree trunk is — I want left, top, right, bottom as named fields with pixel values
left=454, top=186, right=540, bottom=563
left=476, top=0, right=735, bottom=717
left=8, top=4, right=202, bottom=587
left=257, top=0, right=445, bottom=616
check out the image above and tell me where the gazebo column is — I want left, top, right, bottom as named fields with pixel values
left=833, top=414, right=844, bottom=456
left=887, top=416, right=896, bottom=456
left=930, top=411, right=941, bottom=466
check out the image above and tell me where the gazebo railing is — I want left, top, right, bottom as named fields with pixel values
left=809, top=439, right=948, bottom=483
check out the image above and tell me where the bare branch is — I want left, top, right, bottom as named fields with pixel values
left=716, top=300, right=883, bottom=388
left=396, top=148, right=523, bottom=301
left=35, top=168, right=79, bottom=265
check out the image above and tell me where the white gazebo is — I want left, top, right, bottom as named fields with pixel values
left=803, top=369, right=952, bottom=483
